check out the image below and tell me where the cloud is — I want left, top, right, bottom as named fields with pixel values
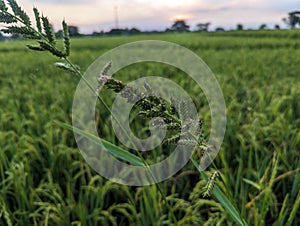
left=172, top=0, right=292, bottom=29
left=262, top=0, right=300, bottom=12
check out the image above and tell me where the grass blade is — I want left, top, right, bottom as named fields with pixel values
left=286, top=190, right=300, bottom=226
left=56, top=121, right=145, bottom=167
left=276, top=193, right=289, bottom=226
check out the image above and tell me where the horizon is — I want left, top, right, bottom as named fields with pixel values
left=19, top=0, right=300, bottom=33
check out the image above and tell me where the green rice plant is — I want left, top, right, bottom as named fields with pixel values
left=0, top=1, right=247, bottom=225
left=2, top=1, right=300, bottom=225
left=0, top=1, right=182, bottom=225
left=0, top=201, right=13, bottom=226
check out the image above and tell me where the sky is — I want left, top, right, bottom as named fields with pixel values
left=21, top=0, right=300, bottom=33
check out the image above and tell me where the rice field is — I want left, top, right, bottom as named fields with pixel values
left=0, top=31, right=299, bottom=225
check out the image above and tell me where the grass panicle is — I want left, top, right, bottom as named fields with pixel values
left=33, top=7, right=42, bottom=33
left=98, top=67, right=202, bottom=147
left=0, top=1, right=7, bottom=12
left=0, top=13, right=16, bottom=23
left=38, top=41, right=66, bottom=58
left=41, top=16, right=56, bottom=45
left=203, top=171, right=219, bottom=198
left=26, top=44, right=45, bottom=52
left=7, top=0, right=30, bottom=25
left=101, top=61, right=113, bottom=77
left=2, top=25, right=37, bottom=38
left=0, top=0, right=71, bottom=58
left=62, top=20, right=70, bottom=56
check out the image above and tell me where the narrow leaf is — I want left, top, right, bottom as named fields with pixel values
left=277, top=193, right=290, bottom=225
left=286, top=190, right=300, bottom=226
left=242, top=178, right=262, bottom=190
left=56, top=121, right=146, bottom=167
left=55, top=62, right=77, bottom=74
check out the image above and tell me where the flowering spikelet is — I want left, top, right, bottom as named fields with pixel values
left=33, top=7, right=42, bottom=32
left=0, top=1, right=71, bottom=58
left=62, top=20, right=70, bottom=56
left=7, top=0, right=31, bottom=25
left=203, top=171, right=219, bottom=198
left=95, top=61, right=205, bottom=151
left=41, top=16, right=56, bottom=45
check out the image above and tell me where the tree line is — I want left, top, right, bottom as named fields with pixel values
left=167, top=10, right=300, bottom=32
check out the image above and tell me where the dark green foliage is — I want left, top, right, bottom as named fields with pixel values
left=169, top=19, right=190, bottom=32
left=283, top=11, right=300, bottom=28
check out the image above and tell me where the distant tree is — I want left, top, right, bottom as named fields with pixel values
left=259, top=24, right=267, bottom=30
left=56, top=25, right=80, bottom=37
left=0, top=32, right=4, bottom=41
left=55, top=30, right=63, bottom=38
left=274, top=24, right=280, bottom=30
left=236, top=23, right=243, bottom=31
left=68, top=26, right=80, bottom=37
left=108, top=28, right=127, bottom=35
left=169, top=20, right=190, bottom=32
left=92, top=30, right=104, bottom=36
left=196, top=22, right=210, bottom=32
left=215, top=27, right=225, bottom=32
left=129, top=28, right=141, bottom=35
left=283, top=11, right=300, bottom=29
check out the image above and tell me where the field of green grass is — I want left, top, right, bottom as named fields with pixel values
left=0, top=31, right=300, bottom=225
